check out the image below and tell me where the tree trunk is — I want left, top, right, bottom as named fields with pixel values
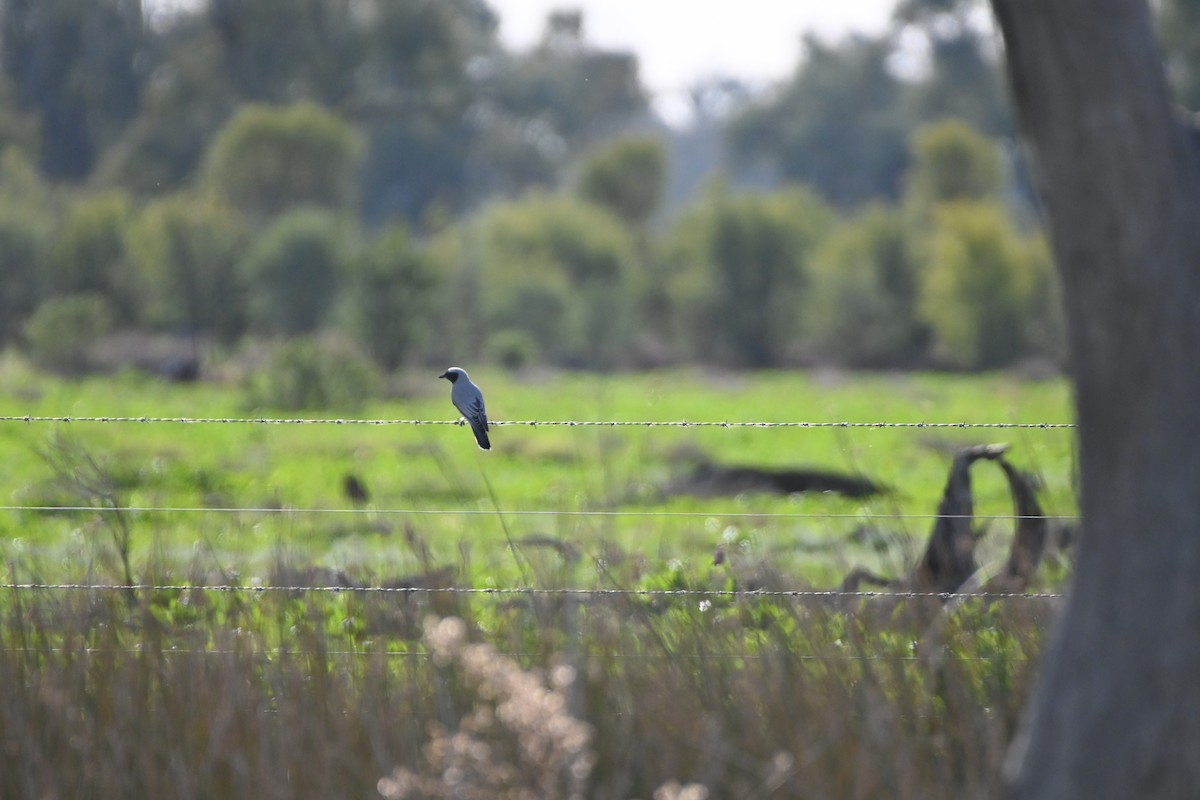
left=990, top=0, right=1200, bottom=796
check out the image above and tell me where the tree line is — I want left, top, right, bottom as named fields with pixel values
left=4, top=0, right=1193, bottom=386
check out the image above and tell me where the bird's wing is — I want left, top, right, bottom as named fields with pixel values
left=467, top=414, right=491, bottom=449
left=454, top=385, right=487, bottom=426
left=453, top=383, right=491, bottom=449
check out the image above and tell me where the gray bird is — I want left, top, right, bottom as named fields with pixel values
left=439, top=367, right=491, bottom=450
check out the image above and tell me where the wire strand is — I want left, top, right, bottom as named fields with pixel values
left=0, top=415, right=1076, bottom=429
left=0, top=505, right=1079, bottom=521
left=0, top=647, right=1030, bottom=662
left=0, top=583, right=1063, bottom=599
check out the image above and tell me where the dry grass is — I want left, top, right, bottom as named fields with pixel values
left=0, top=573, right=1054, bottom=799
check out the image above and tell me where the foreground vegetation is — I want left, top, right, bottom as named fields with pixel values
left=0, top=361, right=1075, bottom=584
left=0, top=364, right=1073, bottom=797
left=0, top=576, right=1055, bottom=798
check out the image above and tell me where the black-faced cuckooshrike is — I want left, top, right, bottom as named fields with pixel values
left=438, top=367, right=490, bottom=450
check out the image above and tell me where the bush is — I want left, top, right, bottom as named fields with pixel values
left=0, top=205, right=47, bottom=344
left=474, top=193, right=637, bottom=368
left=806, top=206, right=928, bottom=367
left=486, top=328, right=541, bottom=370
left=128, top=193, right=250, bottom=342
left=666, top=185, right=835, bottom=367
left=341, top=225, right=440, bottom=369
left=576, top=135, right=667, bottom=229
left=246, top=336, right=381, bottom=412
left=23, top=294, right=114, bottom=375
left=906, top=119, right=1003, bottom=209
left=45, top=192, right=139, bottom=325
left=241, top=209, right=346, bottom=336
left=918, top=201, right=1056, bottom=369
left=204, top=102, right=363, bottom=220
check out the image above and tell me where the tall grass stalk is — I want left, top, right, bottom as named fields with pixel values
left=0, top=575, right=1052, bottom=799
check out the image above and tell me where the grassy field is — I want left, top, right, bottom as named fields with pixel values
left=0, top=359, right=1074, bottom=798
left=0, top=359, right=1075, bottom=588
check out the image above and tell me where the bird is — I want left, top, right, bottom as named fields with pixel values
left=342, top=473, right=370, bottom=507
left=439, top=367, right=490, bottom=450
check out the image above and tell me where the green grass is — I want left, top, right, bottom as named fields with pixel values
left=0, top=358, right=1075, bottom=589
left=0, top=359, right=1072, bottom=798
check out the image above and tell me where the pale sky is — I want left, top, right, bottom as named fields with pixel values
left=491, top=0, right=899, bottom=93
left=148, top=0, right=902, bottom=116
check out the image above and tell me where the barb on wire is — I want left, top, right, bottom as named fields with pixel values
left=0, top=646, right=1029, bottom=662
left=0, top=583, right=1063, bottom=600
left=0, top=415, right=1076, bottom=429
left=0, top=504, right=1080, bottom=521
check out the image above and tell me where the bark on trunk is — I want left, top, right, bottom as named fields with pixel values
left=990, top=0, right=1200, bottom=796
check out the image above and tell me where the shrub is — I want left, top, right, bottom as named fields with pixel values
left=0, top=204, right=47, bottom=344
left=486, top=328, right=540, bottom=370
left=23, top=293, right=114, bottom=375
left=666, top=185, right=835, bottom=367
left=475, top=193, right=637, bottom=368
left=45, top=192, right=139, bottom=325
left=246, top=336, right=381, bottom=412
left=204, top=102, right=363, bottom=220
left=806, top=206, right=928, bottom=367
left=576, top=135, right=667, bottom=229
left=128, top=193, right=250, bottom=342
left=341, top=225, right=440, bottom=369
left=241, top=209, right=346, bottom=336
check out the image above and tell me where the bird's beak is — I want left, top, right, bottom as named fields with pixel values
left=438, top=371, right=449, bottom=379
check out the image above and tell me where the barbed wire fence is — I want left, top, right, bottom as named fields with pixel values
left=0, top=412, right=1076, bottom=623
left=0, top=582, right=1062, bottom=599
left=0, top=414, right=1076, bottom=428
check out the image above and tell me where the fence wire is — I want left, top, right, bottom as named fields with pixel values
left=0, top=583, right=1063, bottom=600
left=0, top=415, right=1076, bottom=429
left=0, top=646, right=1032, bottom=663
left=0, top=504, right=1077, bottom=521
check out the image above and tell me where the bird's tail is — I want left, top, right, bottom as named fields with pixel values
left=472, top=421, right=491, bottom=451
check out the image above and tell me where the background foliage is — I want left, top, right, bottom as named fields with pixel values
left=0, top=0, right=1125, bottom=379
left=0, top=0, right=1192, bottom=379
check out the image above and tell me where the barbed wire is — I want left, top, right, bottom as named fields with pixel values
left=0, top=504, right=1079, bottom=521
left=0, top=583, right=1064, bottom=600
left=0, top=646, right=1030, bottom=663
left=0, top=415, right=1076, bottom=429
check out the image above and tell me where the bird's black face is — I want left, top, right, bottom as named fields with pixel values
left=439, top=370, right=459, bottom=383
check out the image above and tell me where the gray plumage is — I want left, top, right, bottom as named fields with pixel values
left=439, top=367, right=490, bottom=450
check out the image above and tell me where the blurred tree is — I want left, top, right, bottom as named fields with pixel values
left=0, top=0, right=145, bottom=179
left=918, top=201, right=1053, bottom=368
left=239, top=209, right=345, bottom=335
left=727, top=35, right=911, bottom=207
left=669, top=186, right=835, bottom=367
left=473, top=192, right=636, bottom=368
left=127, top=193, right=249, bottom=341
left=0, top=79, right=40, bottom=161
left=0, top=149, right=52, bottom=344
left=470, top=11, right=650, bottom=201
left=576, top=135, right=667, bottom=230
left=806, top=205, right=928, bottom=366
left=23, top=293, right=114, bottom=374
left=341, top=224, right=441, bottom=369
left=204, top=102, right=362, bottom=220
left=246, top=335, right=381, bottom=411
left=45, top=192, right=139, bottom=325
left=354, top=0, right=498, bottom=222
left=895, top=0, right=1009, bottom=135
left=206, top=0, right=362, bottom=105
left=490, top=14, right=646, bottom=145
left=905, top=118, right=1003, bottom=208
left=0, top=205, right=47, bottom=345
left=94, top=23, right=239, bottom=195
left=1158, top=0, right=1200, bottom=108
